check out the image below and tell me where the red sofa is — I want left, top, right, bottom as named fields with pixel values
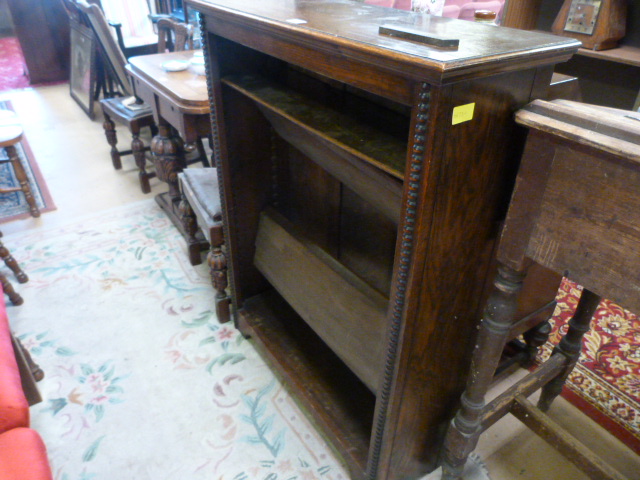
left=0, top=286, right=52, bottom=480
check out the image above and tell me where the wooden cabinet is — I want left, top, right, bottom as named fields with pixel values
left=186, top=1, right=579, bottom=478
left=6, top=0, right=70, bottom=84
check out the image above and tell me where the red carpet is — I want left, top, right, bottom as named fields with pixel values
left=539, top=279, right=640, bottom=454
left=0, top=37, right=30, bottom=91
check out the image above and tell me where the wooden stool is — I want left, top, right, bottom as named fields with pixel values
left=178, top=168, right=230, bottom=324
left=441, top=100, right=639, bottom=480
left=0, top=110, right=40, bottom=218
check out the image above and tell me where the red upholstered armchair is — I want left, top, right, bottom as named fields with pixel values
left=0, top=286, right=52, bottom=480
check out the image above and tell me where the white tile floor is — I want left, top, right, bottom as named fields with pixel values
left=2, top=84, right=639, bottom=479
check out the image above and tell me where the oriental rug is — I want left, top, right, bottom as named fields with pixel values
left=539, top=279, right=640, bottom=455
left=0, top=100, right=55, bottom=222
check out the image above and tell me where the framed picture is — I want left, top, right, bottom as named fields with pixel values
left=69, top=20, right=96, bottom=119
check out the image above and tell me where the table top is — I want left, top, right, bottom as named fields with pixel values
left=187, top=0, right=580, bottom=81
left=127, top=51, right=209, bottom=115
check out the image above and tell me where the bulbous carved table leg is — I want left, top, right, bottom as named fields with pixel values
left=151, top=123, right=187, bottom=228
left=441, top=264, right=526, bottom=480
left=151, top=123, right=186, bottom=202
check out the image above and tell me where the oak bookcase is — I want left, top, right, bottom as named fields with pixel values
left=186, top=1, right=580, bottom=478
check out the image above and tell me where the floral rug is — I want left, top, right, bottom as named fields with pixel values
left=5, top=199, right=347, bottom=480
left=539, top=279, right=640, bottom=454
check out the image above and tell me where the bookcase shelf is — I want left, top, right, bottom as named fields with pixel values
left=222, top=74, right=406, bottom=224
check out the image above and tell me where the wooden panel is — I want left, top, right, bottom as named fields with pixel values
left=254, top=209, right=388, bottom=392
left=528, top=144, right=640, bottom=314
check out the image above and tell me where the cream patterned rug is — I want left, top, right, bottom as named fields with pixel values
left=5, top=200, right=348, bottom=480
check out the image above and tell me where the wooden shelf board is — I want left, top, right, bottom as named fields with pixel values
left=576, top=45, right=640, bottom=67
left=222, top=74, right=407, bottom=180
left=238, top=290, right=375, bottom=479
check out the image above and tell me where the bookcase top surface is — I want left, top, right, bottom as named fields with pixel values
left=188, top=0, right=580, bottom=71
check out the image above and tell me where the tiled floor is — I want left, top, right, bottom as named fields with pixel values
left=1, top=84, right=638, bottom=479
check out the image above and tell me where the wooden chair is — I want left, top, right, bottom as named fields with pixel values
left=157, top=17, right=193, bottom=52
left=0, top=111, right=39, bottom=219
left=100, top=0, right=158, bottom=59
left=178, top=168, right=230, bottom=324
left=441, top=99, right=639, bottom=480
left=77, top=1, right=194, bottom=194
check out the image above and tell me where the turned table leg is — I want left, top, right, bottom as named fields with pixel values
left=151, top=123, right=186, bottom=208
left=441, top=264, right=526, bottom=480
left=537, top=289, right=600, bottom=411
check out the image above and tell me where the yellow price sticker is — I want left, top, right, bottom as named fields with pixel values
left=452, top=103, right=475, bottom=125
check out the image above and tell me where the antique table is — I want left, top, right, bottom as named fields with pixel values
left=126, top=50, right=210, bottom=229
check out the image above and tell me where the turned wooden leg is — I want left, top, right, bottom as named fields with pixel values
left=521, top=319, right=552, bottom=367
left=12, top=335, right=44, bottom=382
left=178, top=192, right=202, bottom=266
left=151, top=123, right=186, bottom=208
left=208, top=243, right=230, bottom=324
left=441, top=264, right=526, bottom=480
left=0, top=238, right=27, bottom=283
left=131, top=124, right=151, bottom=194
left=537, top=289, right=600, bottom=412
left=0, top=270, right=23, bottom=306
left=102, top=110, right=122, bottom=170
left=6, top=145, right=39, bottom=218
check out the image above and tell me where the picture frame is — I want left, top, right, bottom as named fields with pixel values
left=69, top=20, right=96, bottom=119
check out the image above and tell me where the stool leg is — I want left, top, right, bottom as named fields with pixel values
left=5, top=145, right=39, bottom=218
left=132, top=124, right=151, bottom=194
left=0, top=238, right=27, bottom=283
left=0, top=270, right=23, bottom=305
left=208, top=243, right=230, bottom=324
left=102, top=110, right=122, bottom=170
left=178, top=192, right=202, bottom=266
left=537, top=289, right=600, bottom=411
left=441, top=264, right=526, bottom=480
